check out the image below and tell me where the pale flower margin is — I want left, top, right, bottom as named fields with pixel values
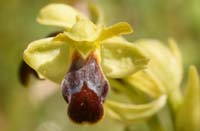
left=23, top=3, right=200, bottom=130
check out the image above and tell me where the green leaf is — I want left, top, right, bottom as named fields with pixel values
left=176, top=66, right=200, bottom=131
left=37, top=3, right=87, bottom=28
left=23, top=37, right=73, bottom=83
left=105, top=95, right=167, bottom=123
left=101, top=37, right=149, bottom=78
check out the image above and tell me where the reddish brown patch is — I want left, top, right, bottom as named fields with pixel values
left=68, top=82, right=103, bottom=123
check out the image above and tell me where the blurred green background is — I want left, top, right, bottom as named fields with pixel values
left=0, top=0, right=199, bottom=131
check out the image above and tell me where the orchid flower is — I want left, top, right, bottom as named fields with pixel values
left=22, top=3, right=200, bottom=130
left=23, top=3, right=149, bottom=124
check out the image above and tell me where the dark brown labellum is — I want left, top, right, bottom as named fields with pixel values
left=62, top=51, right=109, bottom=124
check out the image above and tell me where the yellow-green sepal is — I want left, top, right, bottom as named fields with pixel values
left=100, top=37, right=149, bottom=78
left=23, top=37, right=73, bottom=83
left=105, top=95, right=167, bottom=123
left=37, top=3, right=87, bottom=28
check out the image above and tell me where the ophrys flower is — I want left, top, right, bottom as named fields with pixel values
left=23, top=3, right=148, bottom=124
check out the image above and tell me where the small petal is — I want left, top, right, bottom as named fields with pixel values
left=105, top=95, right=167, bottom=123
left=23, top=37, right=73, bottom=83
left=101, top=37, right=149, bottom=78
left=98, top=22, right=133, bottom=41
left=176, top=66, right=200, bottom=131
left=37, top=4, right=86, bottom=28
left=64, top=18, right=101, bottom=41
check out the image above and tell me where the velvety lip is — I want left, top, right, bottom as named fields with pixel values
left=62, top=51, right=109, bottom=123
left=68, top=82, right=103, bottom=123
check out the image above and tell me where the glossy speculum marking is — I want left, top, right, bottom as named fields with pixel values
left=62, top=51, right=109, bottom=124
